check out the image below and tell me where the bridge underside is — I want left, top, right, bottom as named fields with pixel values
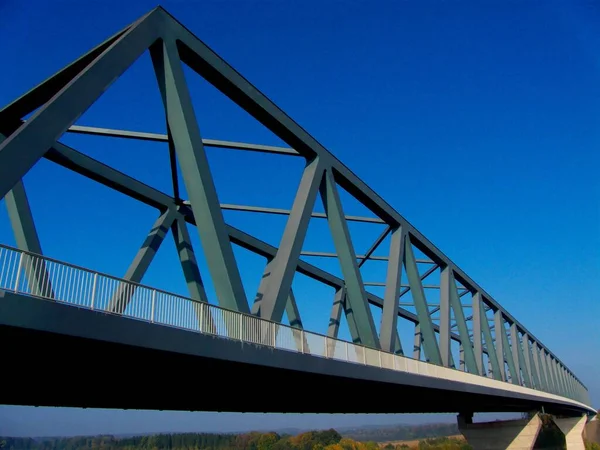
left=0, top=291, right=586, bottom=416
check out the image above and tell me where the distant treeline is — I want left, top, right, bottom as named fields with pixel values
left=2, top=415, right=598, bottom=450
left=341, top=424, right=459, bottom=443
left=0, top=429, right=468, bottom=450
left=2, top=430, right=352, bottom=450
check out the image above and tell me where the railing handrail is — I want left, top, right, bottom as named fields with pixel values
left=0, top=242, right=381, bottom=350
left=0, top=242, right=590, bottom=407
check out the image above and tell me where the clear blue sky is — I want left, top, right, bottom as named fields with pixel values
left=1, top=0, right=599, bottom=437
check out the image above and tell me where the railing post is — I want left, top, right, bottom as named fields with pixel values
left=13, top=252, right=24, bottom=293
left=199, top=302, right=204, bottom=333
left=363, top=347, right=367, bottom=365
left=238, top=313, right=242, bottom=341
left=150, top=289, right=156, bottom=323
left=379, top=350, right=382, bottom=368
left=345, top=342, right=349, bottom=361
left=271, top=322, right=276, bottom=347
left=90, top=273, right=98, bottom=310
left=301, top=330, right=305, bottom=353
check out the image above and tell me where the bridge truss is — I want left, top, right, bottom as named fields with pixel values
left=0, top=7, right=590, bottom=407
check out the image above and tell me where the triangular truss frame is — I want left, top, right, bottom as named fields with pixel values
left=0, top=6, right=584, bottom=400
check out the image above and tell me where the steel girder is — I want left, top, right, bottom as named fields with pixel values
left=0, top=6, right=589, bottom=404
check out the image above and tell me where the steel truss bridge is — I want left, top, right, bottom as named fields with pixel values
left=0, top=7, right=594, bottom=417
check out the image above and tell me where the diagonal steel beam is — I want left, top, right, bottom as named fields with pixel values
left=4, top=179, right=55, bottom=299
left=439, top=265, right=452, bottom=367
left=471, top=292, right=484, bottom=376
left=512, top=324, right=531, bottom=387
left=358, top=227, right=392, bottom=267
left=380, top=226, right=405, bottom=353
left=534, top=343, right=548, bottom=391
left=327, top=287, right=345, bottom=339
left=500, top=316, right=519, bottom=385
left=171, top=214, right=209, bottom=303
left=154, top=7, right=583, bottom=387
left=413, top=324, right=422, bottom=360
left=449, top=270, right=478, bottom=374
left=166, top=125, right=181, bottom=201
left=320, top=169, right=379, bottom=349
left=108, top=208, right=177, bottom=313
left=283, top=289, right=308, bottom=352
left=34, top=137, right=466, bottom=343
left=171, top=213, right=216, bottom=334
left=404, top=234, right=441, bottom=365
left=151, top=38, right=249, bottom=313
left=481, top=304, right=502, bottom=381
left=0, top=9, right=163, bottom=200
left=0, top=19, right=136, bottom=127
left=523, top=333, right=539, bottom=389
left=399, top=264, right=439, bottom=298
left=494, top=310, right=507, bottom=381
left=252, top=158, right=324, bottom=321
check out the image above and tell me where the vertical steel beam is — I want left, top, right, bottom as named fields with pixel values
left=559, top=366, right=568, bottom=397
left=413, top=324, right=422, bottom=360
left=500, top=318, right=519, bottom=385
left=4, top=179, right=54, bottom=298
left=151, top=38, right=249, bottom=313
left=515, top=331, right=532, bottom=388
left=380, top=225, right=405, bottom=353
left=459, top=344, right=465, bottom=371
left=481, top=303, right=502, bottom=380
left=550, top=359, right=559, bottom=395
left=320, top=168, right=379, bottom=348
left=253, top=158, right=324, bottom=321
left=562, top=368, right=569, bottom=397
left=510, top=323, right=523, bottom=385
left=540, top=349, right=553, bottom=393
left=523, top=333, right=538, bottom=389
left=108, top=208, right=177, bottom=313
left=404, top=235, right=441, bottom=365
left=535, top=344, right=549, bottom=391
left=439, top=265, right=452, bottom=367
left=494, top=310, right=507, bottom=381
left=549, top=355, right=560, bottom=394
left=471, top=292, right=484, bottom=376
left=554, top=361, right=563, bottom=396
left=0, top=11, right=162, bottom=200
left=449, top=270, right=478, bottom=374
left=555, top=360, right=566, bottom=396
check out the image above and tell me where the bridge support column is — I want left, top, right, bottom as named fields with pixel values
left=458, top=413, right=542, bottom=450
left=552, top=415, right=587, bottom=450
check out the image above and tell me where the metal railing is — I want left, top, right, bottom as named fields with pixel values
left=0, top=243, right=591, bottom=408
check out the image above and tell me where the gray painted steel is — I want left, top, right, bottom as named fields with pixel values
left=0, top=291, right=593, bottom=415
left=0, top=6, right=590, bottom=412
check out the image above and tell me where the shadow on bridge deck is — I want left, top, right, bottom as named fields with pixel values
left=0, top=290, right=589, bottom=416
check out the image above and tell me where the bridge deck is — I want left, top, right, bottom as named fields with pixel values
left=0, top=290, right=592, bottom=416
